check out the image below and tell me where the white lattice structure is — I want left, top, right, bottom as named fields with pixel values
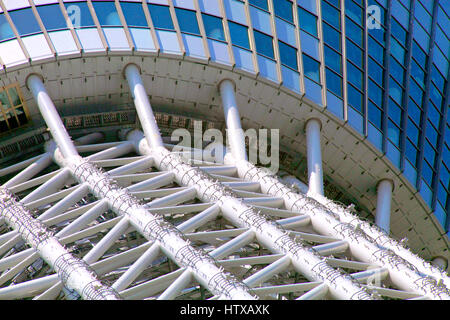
left=0, top=65, right=448, bottom=300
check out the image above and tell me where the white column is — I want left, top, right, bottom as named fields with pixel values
left=124, top=64, right=164, bottom=149
left=26, top=74, right=78, bottom=159
left=219, top=79, right=247, bottom=161
left=375, top=179, right=393, bottom=234
left=431, top=257, right=448, bottom=272
left=305, top=118, right=324, bottom=195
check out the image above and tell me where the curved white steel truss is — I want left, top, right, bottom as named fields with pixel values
left=0, top=65, right=447, bottom=300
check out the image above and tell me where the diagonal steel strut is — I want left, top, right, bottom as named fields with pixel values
left=122, top=64, right=374, bottom=300
left=0, top=187, right=121, bottom=300
left=27, top=73, right=256, bottom=300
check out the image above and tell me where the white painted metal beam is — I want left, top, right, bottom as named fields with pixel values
left=375, top=179, right=393, bottom=234
left=0, top=187, right=120, bottom=300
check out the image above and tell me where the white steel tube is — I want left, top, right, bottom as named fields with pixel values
left=112, top=243, right=160, bottom=292
left=124, top=69, right=376, bottom=299
left=217, top=86, right=450, bottom=298
left=4, top=154, right=53, bottom=189
left=305, top=119, right=324, bottom=195
left=126, top=130, right=373, bottom=300
left=232, top=159, right=450, bottom=299
left=219, top=79, right=247, bottom=161
left=157, top=270, right=192, bottom=300
left=0, top=188, right=121, bottom=300
left=296, top=283, right=328, bottom=300
left=375, top=179, right=393, bottom=234
left=26, top=75, right=78, bottom=159
left=124, top=64, right=164, bottom=149
left=29, top=72, right=255, bottom=300
left=281, top=174, right=450, bottom=290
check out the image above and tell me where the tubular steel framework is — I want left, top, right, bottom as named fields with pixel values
left=0, top=66, right=448, bottom=300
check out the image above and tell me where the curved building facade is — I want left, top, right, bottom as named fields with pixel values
left=0, top=0, right=448, bottom=300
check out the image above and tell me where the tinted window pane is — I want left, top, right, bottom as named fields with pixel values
left=176, top=8, right=200, bottom=35
left=65, top=2, right=95, bottom=28
left=229, top=21, right=249, bottom=49
left=249, top=0, right=268, bottom=11
left=347, top=39, right=363, bottom=66
left=347, top=61, right=363, bottom=89
left=368, top=57, right=384, bottom=83
left=0, top=14, right=15, bottom=41
left=348, top=83, right=363, bottom=113
left=345, top=0, right=362, bottom=24
left=321, top=0, right=340, bottom=29
left=324, top=45, right=341, bottom=73
left=92, top=1, right=121, bottom=26
left=303, top=54, right=320, bottom=82
left=254, top=30, right=274, bottom=59
left=298, top=7, right=317, bottom=36
left=369, top=36, right=384, bottom=64
left=346, top=17, right=363, bottom=46
left=9, top=8, right=41, bottom=36
left=368, top=101, right=382, bottom=127
left=278, top=41, right=297, bottom=69
left=148, top=4, right=174, bottom=30
left=273, top=0, right=293, bottom=23
left=326, top=68, right=342, bottom=96
left=323, top=22, right=340, bottom=51
left=202, top=14, right=225, bottom=41
left=369, top=79, right=383, bottom=106
left=120, top=2, right=148, bottom=27
left=37, top=4, right=67, bottom=31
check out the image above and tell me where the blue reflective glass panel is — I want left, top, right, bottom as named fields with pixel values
left=253, top=30, right=274, bottom=59
left=9, top=8, right=41, bottom=36
left=388, top=98, right=402, bottom=125
left=120, top=2, right=148, bottom=27
left=249, top=0, right=268, bottom=11
left=369, top=79, right=383, bottom=106
left=273, top=0, right=293, bottom=23
left=0, top=14, right=15, bottom=41
left=202, top=14, right=225, bottom=41
left=391, top=18, right=407, bottom=43
left=321, top=0, right=340, bottom=29
left=148, top=4, right=174, bottom=30
left=368, top=101, right=382, bottom=128
left=406, top=121, right=420, bottom=145
left=65, top=2, right=95, bottom=28
left=278, top=41, right=297, bottom=69
left=36, top=4, right=67, bottom=31
left=368, top=57, right=384, bottom=84
left=323, top=22, right=340, bottom=51
left=369, top=36, right=384, bottom=64
left=405, top=139, right=418, bottom=165
left=326, top=69, right=342, bottom=97
left=387, top=120, right=400, bottom=146
left=176, top=8, right=200, bottom=35
left=346, top=39, right=363, bottom=66
left=298, top=7, right=317, bottom=37
left=92, top=1, right=121, bottom=26
left=324, top=45, right=341, bottom=73
left=303, top=54, right=320, bottom=82
left=346, top=17, right=363, bottom=46
left=345, top=0, right=362, bottom=24
left=347, top=61, right=363, bottom=89
left=390, top=56, right=405, bottom=84
left=408, top=99, right=422, bottom=125
left=229, top=21, right=249, bottom=49
left=348, top=83, right=363, bottom=113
